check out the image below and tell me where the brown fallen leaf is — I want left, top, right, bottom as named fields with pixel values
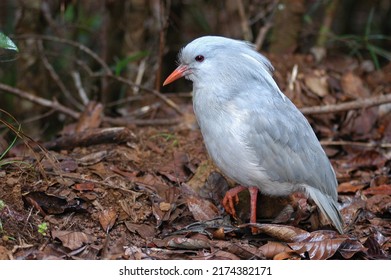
left=362, top=184, right=391, bottom=196
left=362, top=234, right=388, bottom=259
left=125, top=222, right=156, bottom=238
left=245, top=223, right=311, bottom=242
left=213, top=240, right=263, bottom=259
left=338, top=238, right=367, bottom=259
left=208, top=250, right=241, bottom=260
left=52, top=230, right=96, bottom=250
left=273, top=251, right=302, bottom=260
left=165, top=235, right=211, bottom=250
left=338, top=181, right=367, bottom=194
left=370, top=175, right=390, bottom=187
left=304, top=71, right=329, bottom=97
left=74, top=182, right=95, bottom=191
left=150, top=186, right=182, bottom=226
left=158, top=151, right=190, bottom=183
left=187, top=161, right=221, bottom=195
left=77, top=150, right=108, bottom=166
left=340, top=71, right=370, bottom=97
left=259, top=241, right=295, bottom=259
left=288, top=238, right=347, bottom=260
left=365, top=194, right=391, bottom=214
left=99, top=208, right=118, bottom=233
left=22, top=191, right=67, bottom=215
left=186, top=195, right=220, bottom=221
left=0, top=246, right=11, bottom=260
left=343, top=150, right=387, bottom=170
left=75, top=101, right=103, bottom=132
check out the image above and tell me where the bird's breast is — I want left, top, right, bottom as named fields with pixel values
left=192, top=91, right=270, bottom=187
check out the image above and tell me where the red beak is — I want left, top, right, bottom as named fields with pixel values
left=163, top=65, right=188, bottom=86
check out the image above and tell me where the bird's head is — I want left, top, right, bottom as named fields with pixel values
left=163, top=36, right=274, bottom=88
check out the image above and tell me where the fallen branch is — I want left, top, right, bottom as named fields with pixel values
left=95, top=73, right=183, bottom=115
left=15, top=34, right=112, bottom=74
left=43, top=127, right=135, bottom=151
left=0, top=82, right=80, bottom=119
left=301, top=93, right=391, bottom=115
left=104, top=116, right=180, bottom=126
left=0, top=82, right=180, bottom=126
left=320, top=140, right=391, bottom=149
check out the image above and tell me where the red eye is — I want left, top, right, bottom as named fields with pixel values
left=195, top=55, right=204, bottom=62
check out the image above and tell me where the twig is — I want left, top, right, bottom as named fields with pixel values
left=14, top=34, right=182, bottom=115
left=43, top=127, right=135, bottom=151
left=95, top=73, right=183, bottom=115
left=71, top=71, right=89, bottom=105
left=320, top=140, right=391, bottom=149
left=103, top=116, right=180, bottom=126
left=0, top=82, right=180, bottom=126
left=133, top=59, right=146, bottom=94
left=45, top=171, right=136, bottom=193
left=300, top=93, right=391, bottom=115
left=15, top=34, right=112, bottom=75
left=254, top=21, right=273, bottom=51
left=37, top=40, right=84, bottom=110
left=0, top=83, right=80, bottom=119
left=0, top=109, right=56, bottom=130
left=236, top=0, right=253, bottom=41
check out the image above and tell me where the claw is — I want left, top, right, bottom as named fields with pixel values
left=222, top=186, right=247, bottom=218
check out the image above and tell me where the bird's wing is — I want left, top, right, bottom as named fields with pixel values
left=235, top=90, right=338, bottom=200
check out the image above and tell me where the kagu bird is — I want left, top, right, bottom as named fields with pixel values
left=163, top=36, right=344, bottom=234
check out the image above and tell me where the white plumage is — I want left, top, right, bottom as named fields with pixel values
left=164, top=36, right=344, bottom=234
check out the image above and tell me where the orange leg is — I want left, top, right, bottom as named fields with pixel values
left=222, top=186, right=260, bottom=234
left=248, top=187, right=259, bottom=224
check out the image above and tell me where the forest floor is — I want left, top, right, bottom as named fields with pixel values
left=1, top=53, right=391, bottom=260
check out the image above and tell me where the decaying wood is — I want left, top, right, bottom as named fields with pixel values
left=43, top=127, right=135, bottom=151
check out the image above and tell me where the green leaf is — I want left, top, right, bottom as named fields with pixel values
left=0, top=32, right=18, bottom=52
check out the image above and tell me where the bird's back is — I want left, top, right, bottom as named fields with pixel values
left=194, top=77, right=338, bottom=201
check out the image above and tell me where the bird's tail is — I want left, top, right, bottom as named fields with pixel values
left=306, top=187, right=344, bottom=234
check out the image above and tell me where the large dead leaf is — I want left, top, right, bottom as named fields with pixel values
left=52, top=230, right=96, bottom=250
left=125, top=222, right=156, bottom=238
left=186, top=195, right=220, bottom=221
left=288, top=238, right=347, bottom=260
left=248, top=223, right=311, bottom=242
left=338, top=181, right=366, bottom=193
left=22, top=191, right=87, bottom=215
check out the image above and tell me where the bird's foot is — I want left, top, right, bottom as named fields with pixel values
left=222, top=186, right=247, bottom=218
left=223, top=186, right=260, bottom=235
